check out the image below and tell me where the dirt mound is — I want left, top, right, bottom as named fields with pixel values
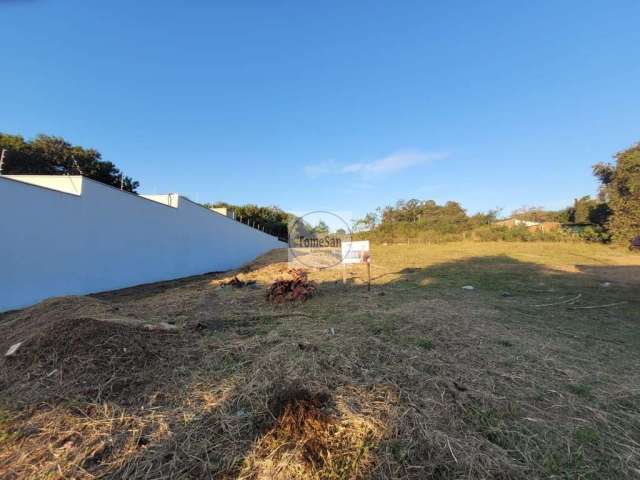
left=1, top=315, right=191, bottom=406
left=267, top=385, right=333, bottom=466
left=241, top=383, right=383, bottom=479
left=0, top=296, right=112, bottom=329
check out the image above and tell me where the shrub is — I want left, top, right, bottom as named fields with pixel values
left=577, top=225, right=612, bottom=243
left=472, top=225, right=575, bottom=242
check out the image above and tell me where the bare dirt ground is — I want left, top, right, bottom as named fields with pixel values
left=1, top=242, right=639, bottom=479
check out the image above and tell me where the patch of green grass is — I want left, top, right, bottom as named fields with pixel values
left=568, top=383, right=593, bottom=398
left=530, top=387, right=547, bottom=402
left=464, top=403, right=520, bottom=450
left=540, top=445, right=612, bottom=480
left=575, top=426, right=600, bottom=445
left=366, top=315, right=395, bottom=336
left=416, top=337, right=434, bottom=350
left=464, top=400, right=615, bottom=480
left=388, top=439, right=408, bottom=462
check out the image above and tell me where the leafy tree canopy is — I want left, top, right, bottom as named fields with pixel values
left=203, top=201, right=291, bottom=240
left=597, top=142, right=640, bottom=244
left=0, top=133, right=139, bottom=192
left=376, top=199, right=474, bottom=233
left=313, top=220, right=329, bottom=235
left=353, top=199, right=500, bottom=237
left=510, top=206, right=565, bottom=223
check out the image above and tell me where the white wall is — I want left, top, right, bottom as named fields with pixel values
left=0, top=176, right=285, bottom=311
left=3, top=175, right=84, bottom=195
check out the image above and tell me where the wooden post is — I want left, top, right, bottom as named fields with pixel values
left=367, top=259, right=371, bottom=292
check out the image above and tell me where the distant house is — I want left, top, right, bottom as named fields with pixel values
left=494, top=218, right=561, bottom=233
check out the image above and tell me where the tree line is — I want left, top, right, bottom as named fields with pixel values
left=0, top=133, right=139, bottom=192
left=352, top=141, right=640, bottom=245
left=202, top=202, right=291, bottom=239
left=202, top=202, right=339, bottom=241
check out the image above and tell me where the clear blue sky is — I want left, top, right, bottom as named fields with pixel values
left=1, top=0, right=639, bottom=226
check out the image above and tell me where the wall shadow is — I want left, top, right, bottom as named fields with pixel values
left=91, top=248, right=289, bottom=303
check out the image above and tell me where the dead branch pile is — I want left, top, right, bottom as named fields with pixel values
left=219, top=276, right=256, bottom=288
left=266, top=269, right=318, bottom=303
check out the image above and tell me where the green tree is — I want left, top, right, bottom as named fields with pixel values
left=573, top=196, right=593, bottom=223
left=0, top=133, right=139, bottom=192
left=589, top=202, right=611, bottom=226
left=511, top=206, right=563, bottom=223
left=469, top=208, right=501, bottom=227
left=593, top=162, right=615, bottom=201
left=203, top=201, right=291, bottom=239
left=352, top=212, right=378, bottom=231
left=314, top=220, right=329, bottom=235
left=568, top=196, right=610, bottom=226
left=601, top=142, right=640, bottom=244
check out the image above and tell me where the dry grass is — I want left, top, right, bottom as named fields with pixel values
left=1, top=242, right=639, bottom=479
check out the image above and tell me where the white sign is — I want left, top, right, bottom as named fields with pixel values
left=341, top=240, right=370, bottom=264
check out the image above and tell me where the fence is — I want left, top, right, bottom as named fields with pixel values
left=0, top=175, right=286, bottom=311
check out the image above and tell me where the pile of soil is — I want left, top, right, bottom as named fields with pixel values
left=0, top=315, right=192, bottom=406
left=262, top=385, right=335, bottom=467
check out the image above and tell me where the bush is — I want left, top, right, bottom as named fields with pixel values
left=472, top=225, right=575, bottom=242
left=577, top=225, right=612, bottom=243
left=355, top=222, right=611, bottom=245
left=353, top=226, right=464, bottom=244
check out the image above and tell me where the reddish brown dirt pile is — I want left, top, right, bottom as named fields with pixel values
left=0, top=316, right=191, bottom=406
left=266, top=269, right=318, bottom=303
left=263, top=385, right=334, bottom=466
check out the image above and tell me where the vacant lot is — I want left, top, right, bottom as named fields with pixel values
left=1, top=242, right=639, bottom=479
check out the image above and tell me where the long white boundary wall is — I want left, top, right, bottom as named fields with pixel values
left=0, top=175, right=286, bottom=312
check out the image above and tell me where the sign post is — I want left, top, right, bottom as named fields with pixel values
left=363, top=258, right=370, bottom=291
left=341, top=240, right=371, bottom=289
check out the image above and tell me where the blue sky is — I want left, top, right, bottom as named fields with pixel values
left=1, top=0, right=639, bottom=227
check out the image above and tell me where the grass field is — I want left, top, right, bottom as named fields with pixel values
left=1, top=241, right=639, bottom=479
